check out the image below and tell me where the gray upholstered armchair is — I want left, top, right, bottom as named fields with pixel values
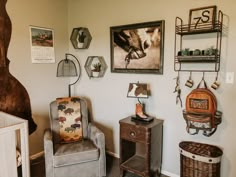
left=44, top=98, right=106, bottom=177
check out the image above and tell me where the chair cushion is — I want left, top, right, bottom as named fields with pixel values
left=53, top=139, right=99, bottom=167
left=56, top=97, right=83, bottom=143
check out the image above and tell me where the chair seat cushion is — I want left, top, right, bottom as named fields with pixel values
left=53, top=139, right=99, bottom=167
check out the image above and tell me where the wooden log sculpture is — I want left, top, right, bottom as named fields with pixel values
left=0, top=0, right=37, bottom=134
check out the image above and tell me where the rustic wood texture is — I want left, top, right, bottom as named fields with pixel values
left=0, top=0, right=37, bottom=134
left=119, top=116, right=163, bottom=177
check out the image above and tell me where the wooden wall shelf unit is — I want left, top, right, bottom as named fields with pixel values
left=119, top=116, right=163, bottom=177
left=70, top=27, right=92, bottom=49
left=84, top=56, right=107, bottom=78
left=174, top=10, right=223, bottom=72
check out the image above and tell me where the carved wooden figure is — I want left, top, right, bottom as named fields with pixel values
left=0, top=0, right=37, bottom=134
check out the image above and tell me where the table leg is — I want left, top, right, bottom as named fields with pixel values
left=120, top=169, right=124, bottom=177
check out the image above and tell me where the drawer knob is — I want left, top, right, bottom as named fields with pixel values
left=130, top=131, right=136, bottom=137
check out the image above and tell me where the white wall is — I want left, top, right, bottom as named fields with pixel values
left=7, top=0, right=69, bottom=154
left=5, top=0, right=236, bottom=176
left=68, top=0, right=236, bottom=176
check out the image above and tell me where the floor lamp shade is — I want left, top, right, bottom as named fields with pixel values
left=57, top=53, right=81, bottom=97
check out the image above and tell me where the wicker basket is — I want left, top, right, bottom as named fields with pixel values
left=179, top=141, right=223, bottom=177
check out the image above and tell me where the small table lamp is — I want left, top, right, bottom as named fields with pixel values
left=127, top=83, right=153, bottom=122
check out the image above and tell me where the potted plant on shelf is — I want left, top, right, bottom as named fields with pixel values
left=91, top=62, right=101, bottom=77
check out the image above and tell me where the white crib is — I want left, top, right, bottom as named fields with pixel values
left=0, top=111, right=30, bottom=177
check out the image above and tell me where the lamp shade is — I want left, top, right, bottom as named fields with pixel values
left=56, top=53, right=81, bottom=97
left=57, top=59, right=77, bottom=77
left=127, top=83, right=148, bottom=98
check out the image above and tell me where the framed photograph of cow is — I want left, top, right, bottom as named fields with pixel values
left=110, top=20, right=165, bottom=74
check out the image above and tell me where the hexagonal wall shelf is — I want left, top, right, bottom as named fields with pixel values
left=70, top=27, right=92, bottom=49
left=85, top=56, right=107, bottom=78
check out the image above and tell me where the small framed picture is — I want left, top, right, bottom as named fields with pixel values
left=29, top=26, right=55, bottom=63
left=189, top=6, right=217, bottom=31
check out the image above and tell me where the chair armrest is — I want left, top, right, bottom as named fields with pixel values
left=43, top=129, right=53, bottom=160
left=88, top=123, right=105, bottom=149
left=44, top=128, right=54, bottom=177
left=44, top=128, right=54, bottom=155
left=88, top=123, right=106, bottom=176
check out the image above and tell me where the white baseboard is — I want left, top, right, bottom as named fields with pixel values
left=161, top=170, right=179, bottom=177
left=30, top=151, right=44, bottom=160
left=106, top=150, right=119, bottom=158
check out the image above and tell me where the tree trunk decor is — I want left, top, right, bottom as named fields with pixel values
left=0, top=0, right=37, bottom=134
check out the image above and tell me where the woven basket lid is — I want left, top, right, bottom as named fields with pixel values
left=179, top=141, right=223, bottom=158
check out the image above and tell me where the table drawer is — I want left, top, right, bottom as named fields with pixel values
left=120, top=124, right=147, bottom=143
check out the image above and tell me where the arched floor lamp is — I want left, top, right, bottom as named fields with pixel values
left=57, top=53, right=81, bottom=97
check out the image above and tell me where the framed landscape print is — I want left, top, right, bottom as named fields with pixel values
left=29, top=26, right=55, bottom=63
left=110, top=20, right=165, bottom=74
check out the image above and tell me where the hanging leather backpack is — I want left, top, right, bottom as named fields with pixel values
left=183, top=79, right=222, bottom=136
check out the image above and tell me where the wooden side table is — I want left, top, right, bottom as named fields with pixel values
left=119, top=116, right=163, bottom=177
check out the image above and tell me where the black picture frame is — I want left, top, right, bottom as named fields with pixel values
left=110, top=20, right=165, bottom=74
left=189, top=5, right=217, bottom=31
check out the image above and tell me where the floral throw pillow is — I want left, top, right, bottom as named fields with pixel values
left=56, top=97, right=83, bottom=143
